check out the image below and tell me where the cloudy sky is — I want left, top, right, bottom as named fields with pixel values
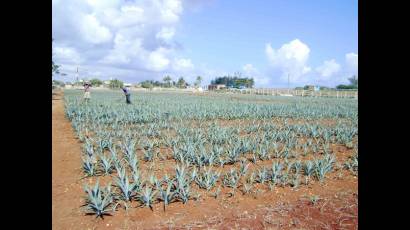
left=52, top=0, right=358, bottom=87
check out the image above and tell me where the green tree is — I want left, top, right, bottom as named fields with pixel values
left=348, top=75, right=358, bottom=87
left=141, top=81, right=153, bottom=89
left=163, top=75, right=172, bottom=87
left=194, top=76, right=202, bottom=87
left=90, top=78, right=103, bottom=87
left=109, top=79, right=124, bottom=89
left=177, top=77, right=187, bottom=88
left=52, top=39, right=60, bottom=75
left=337, top=75, right=358, bottom=90
left=52, top=80, right=65, bottom=87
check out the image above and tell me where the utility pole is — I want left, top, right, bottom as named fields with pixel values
left=75, top=67, right=79, bottom=84
left=287, top=73, right=290, bottom=94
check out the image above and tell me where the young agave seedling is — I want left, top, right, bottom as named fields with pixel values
left=211, top=186, right=221, bottom=199
left=143, top=148, right=154, bottom=162
left=302, top=160, right=314, bottom=184
left=84, top=144, right=94, bottom=158
left=281, top=146, right=290, bottom=159
left=242, top=182, right=253, bottom=195
left=195, top=167, right=220, bottom=191
left=158, top=181, right=175, bottom=211
left=251, top=153, right=258, bottom=164
left=293, top=160, right=302, bottom=174
left=137, top=186, right=157, bottom=210
left=223, top=168, right=240, bottom=189
left=129, top=170, right=141, bottom=192
left=302, top=144, right=309, bottom=157
left=239, top=160, right=250, bottom=176
left=270, top=162, right=283, bottom=185
left=114, top=168, right=136, bottom=201
left=82, top=156, right=96, bottom=177
left=257, top=147, right=269, bottom=161
left=289, top=174, right=300, bottom=188
left=256, top=167, right=268, bottom=184
left=176, top=181, right=191, bottom=204
left=99, top=154, right=113, bottom=175
left=190, top=167, right=198, bottom=184
left=313, top=155, right=335, bottom=182
left=83, top=181, right=113, bottom=219
left=309, top=195, right=321, bottom=205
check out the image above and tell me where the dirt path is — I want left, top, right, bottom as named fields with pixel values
left=52, top=92, right=85, bottom=230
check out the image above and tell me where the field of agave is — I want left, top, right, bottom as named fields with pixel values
left=63, top=89, right=358, bottom=218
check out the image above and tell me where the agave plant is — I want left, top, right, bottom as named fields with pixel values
left=143, top=148, right=155, bottom=162
left=82, top=156, right=96, bottom=177
left=270, top=162, right=283, bottom=185
left=344, top=153, right=358, bottom=175
left=83, top=181, right=113, bottom=218
left=223, top=168, right=240, bottom=189
left=175, top=181, right=191, bottom=204
left=256, top=167, right=268, bottom=184
left=137, top=186, right=157, bottom=210
left=158, top=181, right=175, bottom=211
left=126, top=154, right=139, bottom=174
left=239, top=160, right=250, bottom=176
left=303, top=160, right=315, bottom=177
left=211, top=186, right=222, bottom=199
left=99, top=154, right=113, bottom=175
left=195, top=167, right=220, bottom=191
left=314, top=155, right=335, bottom=182
left=114, top=168, right=137, bottom=201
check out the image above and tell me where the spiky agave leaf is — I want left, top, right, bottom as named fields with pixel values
left=114, top=169, right=136, bottom=201
left=82, top=156, right=96, bottom=177
left=195, top=167, right=220, bottom=191
left=158, top=181, right=175, bottom=211
left=137, top=186, right=157, bottom=210
left=83, top=180, right=113, bottom=218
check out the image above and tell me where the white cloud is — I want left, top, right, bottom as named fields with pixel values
left=345, top=52, right=358, bottom=76
left=156, top=27, right=175, bottom=42
left=53, top=46, right=84, bottom=64
left=173, top=58, right=194, bottom=71
left=316, top=59, right=341, bottom=78
left=53, top=0, right=196, bottom=82
left=265, top=39, right=311, bottom=83
left=80, top=14, right=113, bottom=44
left=146, top=48, right=171, bottom=71
left=158, top=0, right=183, bottom=23
left=242, top=64, right=269, bottom=87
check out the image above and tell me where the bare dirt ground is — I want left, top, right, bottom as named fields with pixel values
left=52, top=92, right=357, bottom=230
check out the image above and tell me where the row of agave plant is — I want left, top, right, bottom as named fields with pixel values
left=63, top=90, right=358, bottom=218
left=64, top=90, right=357, bottom=124
left=80, top=121, right=356, bottom=171
left=84, top=154, right=337, bottom=218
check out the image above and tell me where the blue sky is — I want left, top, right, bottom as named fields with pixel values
left=52, top=0, right=358, bottom=87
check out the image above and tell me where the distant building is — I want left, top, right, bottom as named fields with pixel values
left=124, top=83, right=132, bottom=87
left=305, top=85, right=315, bottom=91
left=208, top=84, right=226, bottom=90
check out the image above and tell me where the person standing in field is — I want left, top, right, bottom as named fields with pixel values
left=83, top=82, right=91, bottom=103
left=122, top=86, right=132, bottom=104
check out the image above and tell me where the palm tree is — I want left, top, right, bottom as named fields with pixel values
left=194, top=76, right=202, bottom=88
left=177, top=77, right=187, bottom=88
left=163, top=75, right=172, bottom=88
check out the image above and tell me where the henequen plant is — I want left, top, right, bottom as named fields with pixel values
left=195, top=167, right=220, bottom=191
left=83, top=181, right=113, bottom=218
left=137, top=186, right=157, bottom=210
left=158, top=181, right=175, bottom=211
left=114, top=168, right=137, bottom=201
